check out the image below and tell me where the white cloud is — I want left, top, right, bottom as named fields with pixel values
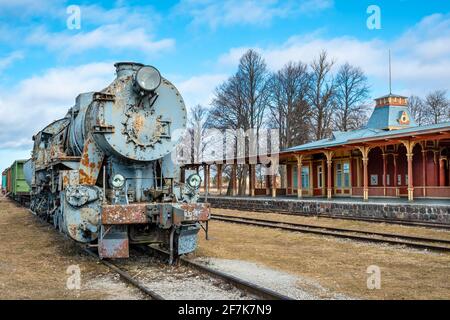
left=218, top=13, right=450, bottom=97
left=0, top=62, right=115, bottom=150
left=0, top=64, right=225, bottom=152
left=27, top=25, right=175, bottom=57
left=177, top=73, right=229, bottom=109
left=19, top=3, right=174, bottom=57
left=0, top=51, right=23, bottom=72
left=175, top=0, right=333, bottom=29
left=0, top=0, right=62, bottom=17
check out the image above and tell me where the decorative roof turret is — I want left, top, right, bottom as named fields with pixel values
left=365, top=93, right=416, bottom=130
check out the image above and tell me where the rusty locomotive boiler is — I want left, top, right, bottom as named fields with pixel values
left=24, top=62, right=209, bottom=260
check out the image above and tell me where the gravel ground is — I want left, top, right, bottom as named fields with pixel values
left=194, top=257, right=352, bottom=300
left=115, top=255, right=253, bottom=300
left=83, top=273, right=146, bottom=300
left=196, top=220, right=450, bottom=299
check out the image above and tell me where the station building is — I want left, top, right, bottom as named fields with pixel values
left=184, top=93, right=450, bottom=203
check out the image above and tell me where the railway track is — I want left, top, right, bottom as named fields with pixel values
left=212, top=207, right=450, bottom=230
left=83, top=245, right=293, bottom=300
left=300, top=214, right=450, bottom=230
left=212, top=214, right=450, bottom=252
left=138, top=245, right=293, bottom=300
left=83, top=248, right=164, bottom=300
left=10, top=197, right=290, bottom=300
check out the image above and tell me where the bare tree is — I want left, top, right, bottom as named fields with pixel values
left=334, top=63, right=370, bottom=131
left=425, top=90, right=450, bottom=124
left=187, top=104, right=209, bottom=164
left=269, top=61, right=311, bottom=149
left=207, top=49, right=270, bottom=195
left=407, top=95, right=428, bottom=126
left=308, top=51, right=336, bottom=140
left=268, top=62, right=310, bottom=188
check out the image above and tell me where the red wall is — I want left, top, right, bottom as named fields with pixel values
left=368, top=148, right=383, bottom=186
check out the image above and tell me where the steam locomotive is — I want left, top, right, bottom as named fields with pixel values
left=20, top=62, right=209, bottom=261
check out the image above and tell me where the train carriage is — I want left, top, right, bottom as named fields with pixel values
left=4, top=160, right=31, bottom=203
left=1, top=169, right=7, bottom=194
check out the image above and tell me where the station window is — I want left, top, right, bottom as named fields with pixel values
left=302, top=167, right=310, bottom=188
left=335, top=161, right=350, bottom=188
left=386, top=174, right=390, bottom=186
left=343, top=162, right=350, bottom=187
left=397, top=174, right=402, bottom=186
left=317, top=165, right=323, bottom=188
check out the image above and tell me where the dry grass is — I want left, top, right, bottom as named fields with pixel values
left=0, top=198, right=139, bottom=299
left=195, top=217, right=450, bottom=300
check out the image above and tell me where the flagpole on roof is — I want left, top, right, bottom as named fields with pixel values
left=389, top=49, right=392, bottom=95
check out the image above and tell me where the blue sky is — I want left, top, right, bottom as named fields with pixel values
left=0, top=0, right=449, bottom=172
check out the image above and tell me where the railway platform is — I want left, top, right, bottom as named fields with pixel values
left=202, top=195, right=450, bottom=225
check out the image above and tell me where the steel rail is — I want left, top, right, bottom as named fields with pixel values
left=212, top=215, right=450, bottom=252
left=82, top=247, right=165, bottom=300
left=213, top=214, right=450, bottom=244
left=305, top=214, right=450, bottom=230
left=212, top=207, right=450, bottom=230
left=139, top=245, right=294, bottom=300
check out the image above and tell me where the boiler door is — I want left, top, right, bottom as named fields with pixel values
left=93, top=78, right=187, bottom=162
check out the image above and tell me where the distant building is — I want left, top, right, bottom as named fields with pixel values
left=281, top=94, right=449, bottom=201
left=184, top=93, right=450, bottom=201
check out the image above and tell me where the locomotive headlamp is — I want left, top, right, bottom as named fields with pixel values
left=135, top=66, right=161, bottom=92
left=111, top=174, right=125, bottom=189
left=186, top=173, right=202, bottom=189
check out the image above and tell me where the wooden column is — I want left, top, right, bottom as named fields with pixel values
left=407, top=152, right=414, bottom=201
left=422, top=150, right=427, bottom=196
left=357, top=146, right=370, bottom=201
left=296, top=155, right=303, bottom=198
left=217, top=164, right=222, bottom=195
left=324, top=151, right=334, bottom=199
left=362, top=156, right=369, bottom=201
left=399, top=141, right=417, bottom=200
left=250, top=164, right=256, bottom=197
left=382, top=153, right=387, bottom=196
left=439, top=157, right=446, bottom=186
left=271, top=173, right=277, bottom=198
left=401, top=140, right=416, bottom=201
left=231, top=164, right=237, bottom=196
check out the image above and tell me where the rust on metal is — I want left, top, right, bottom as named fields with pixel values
left=78, top=134, right=104, bottom=185
left=99, top=236, right=129, bottom=258
left=134, top=114, right=145, bottom=132
left=102, top=204, right=149, bottom=224
left=60, top=170, right=79, bottom=190
left=173, top=203, right=210, bottom=225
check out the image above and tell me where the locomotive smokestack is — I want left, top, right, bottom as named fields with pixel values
left=114, top=62, right=144, bottom=78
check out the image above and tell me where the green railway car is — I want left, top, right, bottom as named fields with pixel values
left=1, top=169, right=7, bottom=193
left=7, top=160, right=30, bottom=198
